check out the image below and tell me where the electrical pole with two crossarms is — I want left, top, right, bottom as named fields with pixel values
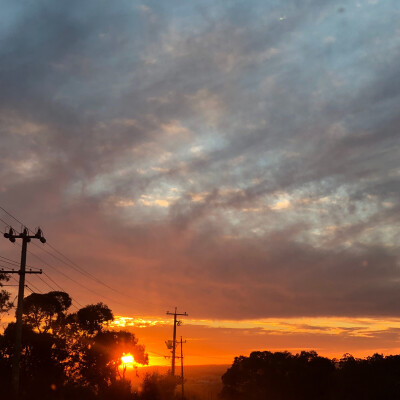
left=166, top=307, right=187, bottom=376
left=3, top=226, right=45, bottom=400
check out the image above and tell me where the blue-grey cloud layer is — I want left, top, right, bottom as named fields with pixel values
left=0, top=0, right=399, bottom=319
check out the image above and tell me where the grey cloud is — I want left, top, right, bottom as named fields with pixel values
left=0, top=0, right=399, bottom=320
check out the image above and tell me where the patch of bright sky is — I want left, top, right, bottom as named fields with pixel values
left=112, top=315, right=400, bottom=339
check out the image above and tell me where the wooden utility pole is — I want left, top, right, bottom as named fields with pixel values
left=3, top=226, right=45, bottom=399
left=180, top=336, right=186, bottom=400
left=166, top=307, right=187, bottom=376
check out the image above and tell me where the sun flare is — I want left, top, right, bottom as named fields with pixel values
left=121, top=354, right=134, bottom=364
left=120, top=353, right=142, bottom=369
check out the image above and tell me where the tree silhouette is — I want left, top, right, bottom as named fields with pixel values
left=22, top=291, right=72, bottom=333
left=220, top=350, right=400, bottom=400
left=0, top=291, right=148, bottom=399
left=0, top=272, right=12, bottom=317
left=76, top=302, right=114, bottom=334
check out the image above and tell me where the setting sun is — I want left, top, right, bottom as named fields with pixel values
left=121, top=354, right=134, bottom=364
left=120, top=353, right=143, bottom=370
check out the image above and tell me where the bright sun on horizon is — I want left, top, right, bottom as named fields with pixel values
left=121, top=354, right=135, bottom=368
left=121, top=354, right=134, bottom=364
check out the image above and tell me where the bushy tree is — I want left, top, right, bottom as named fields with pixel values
left=22, top=291, right=72, bottom=333
left=0, top=291, right=148, bottom=399
left=220, top=351, right=400, bottom=400
left=76, top=302, right=114, bottom=334
left=220, top=351, right=335, bottom=400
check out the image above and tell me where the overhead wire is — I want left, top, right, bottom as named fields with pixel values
left=25, top=279, right=42, bottom=294
left=0, top=205, right=133, bottom=296
left=36, top=274, right=83, bottom=309
left=17, top=242, right=130, bottom=309
left=7, top=274, right=40, bottom=295
left=30, top=241, right=129, bottom=298
left=25, top=286, right=35, bottom=294
left=0, top=217, right=11, bottom=228
left=0, top=255, right=41, bottom=270
left=0, top=206, right=25, bottom=229
left=1, top=254, right=85, bottom=311
left=0, top=204, right=155, bottom=309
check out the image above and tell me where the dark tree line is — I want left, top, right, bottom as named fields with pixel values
left=220, top=350, right=400, bottom=400
left=0, top=289, right=179, bottom=400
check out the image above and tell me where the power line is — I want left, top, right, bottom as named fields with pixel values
left=42, top=271, right=71, bottom=292
left=25, top=279, right=42, bottom=294
left=25, top=286, right=34, bottom=294
left=36, top=274, right=83, bottom=309
left=46, top=241, right=128, bottom=297
left=1, top=254, right=84, bottom=309
left=31, top=241, right=155, bottom=308
left=0, top=206, right=26, bottom=230
left=9, top=275, right=19, bottom=285
left=0, top=205, right=123, bottom=294
left=35, top=274, right=59, bottom=292
left=0, top=205, right=165, bottom=316
left=0, top=255, right=41, bottom=270
left=0, top=217, right=12, bottom=228
left=24, top=245, right=116, bottom=302
left=0, top=256, right=19, bottom=266
left=0, top=205, right=151, bottom=306
left=7, top=267, right=82, bottom=312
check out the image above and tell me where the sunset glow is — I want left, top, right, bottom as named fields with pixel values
left=1, top=0, right=400, bottom=394
left=108, top=315, right=400, bottom=366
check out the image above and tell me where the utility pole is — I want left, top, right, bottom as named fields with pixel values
left=3, top=226, right=45, bottom=400
left=166, top=307, right=187, bottom=376
left=180, top=336, right=186, bottom=400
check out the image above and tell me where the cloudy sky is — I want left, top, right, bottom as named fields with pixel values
left=1, top=0, right=400, bottom=364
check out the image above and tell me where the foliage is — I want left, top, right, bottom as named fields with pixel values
left=220, top=350, right=400, bottom=400
left=220, top=350, right=334, bottom=400
left=22, top=291, right=72, bottom=333
left=0, top=291, right=149, bottom=400
left=0, top=273, right=12, bottom=317
left=76, top=302, right=114, bottom=334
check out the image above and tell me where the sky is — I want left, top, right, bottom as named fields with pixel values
left=0, top=0, right=400, bottom=365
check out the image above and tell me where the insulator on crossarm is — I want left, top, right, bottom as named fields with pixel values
left=36, top=227, right=46, bottom=243
left=4, top=227, right=14, bottom=239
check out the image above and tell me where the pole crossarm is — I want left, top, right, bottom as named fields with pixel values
left=1, top=268, right=42, bottom=274
left=166, top=310, right=188, bottom=317
left=4, top=226, right=46, bottom=244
